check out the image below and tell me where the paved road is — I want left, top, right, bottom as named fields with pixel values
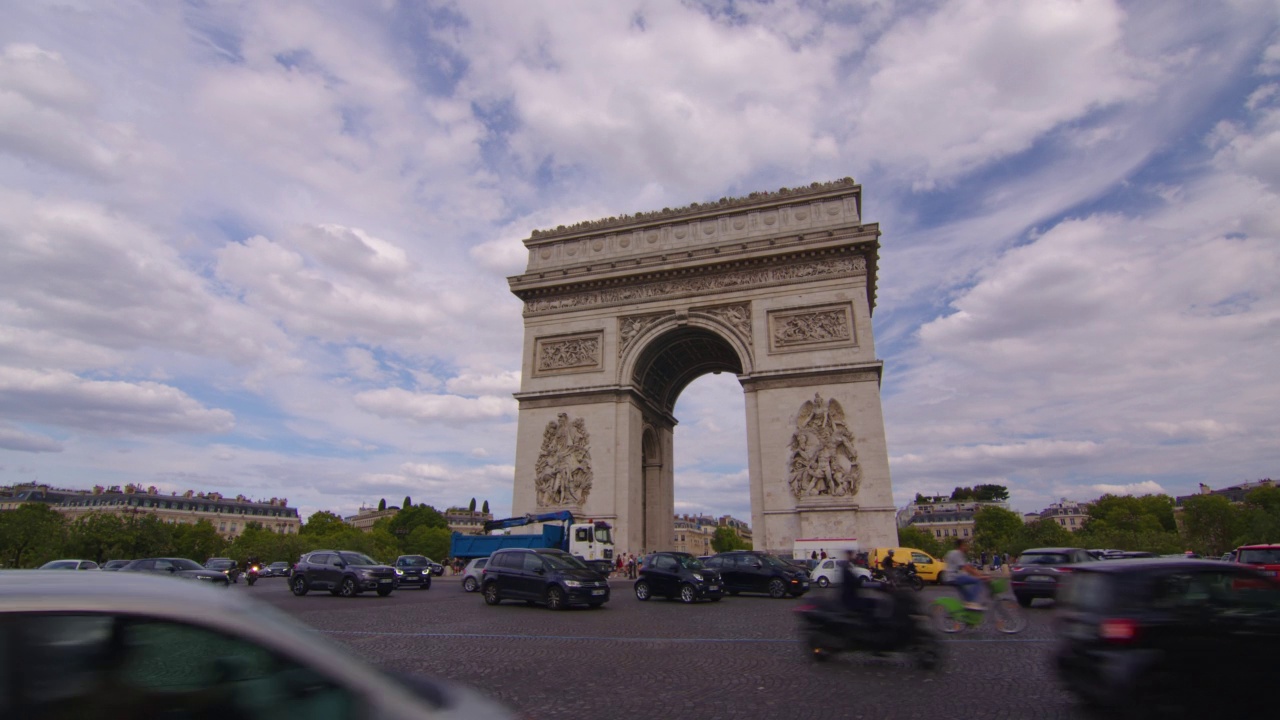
left=249, top=576, right=1087, bottom=719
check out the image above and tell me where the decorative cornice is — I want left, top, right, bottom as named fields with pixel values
left=530, top=178, right=858, bottom=241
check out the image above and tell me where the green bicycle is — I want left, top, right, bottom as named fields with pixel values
left=930, top=577, right=1027, bottom=634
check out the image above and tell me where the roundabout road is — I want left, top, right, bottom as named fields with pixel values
left=248, top=576, right=1090, bottom=719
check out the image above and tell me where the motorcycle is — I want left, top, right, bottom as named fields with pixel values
left=245, top=563, right=262, bottom=586
left=870, top=563, right=925, bottom=592
left=795, top=586, right=942, bottom=669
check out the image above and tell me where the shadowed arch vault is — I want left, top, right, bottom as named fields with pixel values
left=507, top=179, right=899, bottom=555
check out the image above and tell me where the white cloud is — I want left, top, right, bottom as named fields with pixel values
left=353, top=388, right=516, bottom=424
left=0, top=422, right=62, bottom=453
left=445, top=370, right=521, bottom=397
left=1088, top=481, right=1168, bottom=497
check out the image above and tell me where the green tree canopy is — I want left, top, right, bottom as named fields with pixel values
left=468, top=497, right=476, bottom=512
left=1180, top=494, right=1241, bottom=556
left=301, top=510, right=348, bottom=536
left=710, top=526, right=750, bottom=552
left=403, top=496, right=412, bottom=509
left=897, top=526, right=943, bottom=558
left=482, top=500, right=490, bottom=514
left=378, top=498, right=387, bottom=511
left=0, top=503, right=68, bottom=567
left=972, top=506, right=1025, bottom=553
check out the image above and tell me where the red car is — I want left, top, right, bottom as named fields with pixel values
left=1233, top=544, right=1280, bottom=578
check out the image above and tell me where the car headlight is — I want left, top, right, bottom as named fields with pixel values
left=691, top=573, right=704, bottom=581
left=563, top=580, right=583, bottom=587
left=394, top=568, right=403, bottom=576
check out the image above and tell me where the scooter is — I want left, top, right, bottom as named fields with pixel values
left=245, top=563, right=262, bottom=586
left=795, top=586, right=942, bottom=669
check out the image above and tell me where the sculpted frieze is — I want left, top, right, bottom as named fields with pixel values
left=769, top=304, right=855, bottom=352
left=696, top=303, right=752, bottom=343
left=535, top=333, right=602, bottom=374
left=787, top=394, right=861, bottom=500
left=535, top=413, right=593, bottom=507
left=618, top=313, right=671, bottom=357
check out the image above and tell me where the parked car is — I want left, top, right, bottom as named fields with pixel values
left=702, top=551, right=809, bottom=598
left=264, top=561, right=290, bottom=577
left=203, top=557, right=241, bottom=583
left=37, top=559, right=99, bottom=570
left=1231, top=543, right=1280, bottom=578
left=0, top=571, right=513, bottom=718
left=118, top=558, right=230, bottom=586
left=868, top=547, right=945, bottom=583
left=1010, top=547, right=1095, bottom=607
left=810, top=558, right=872, bottom=588
left=634, top=551, right=723, bottom=603
left=481, top=548, right=609, bottom=610
left=99, top=559, right=131, bottom=571
left=461, top=557, right=488, bottom=592
left=1055, top=557, right=1280, bottom=717
left=290, top=550, right=397, bottom=597
left=392, top=555, right=435, bottom=590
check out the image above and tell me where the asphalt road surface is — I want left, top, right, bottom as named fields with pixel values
left=250, top=575, right=1088, bottom=719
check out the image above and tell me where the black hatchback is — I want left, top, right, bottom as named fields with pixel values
left=392, top=555, right=435, bottom=590
left=1055, top=558, right=1280, bottom=717
left=703, top=551, right=809, bottom=598
left=481, top=548, right=609, bottom=610
left=635, top=552, right=723, bottom=603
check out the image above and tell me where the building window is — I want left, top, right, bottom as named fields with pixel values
left=219, top=522, right=226, bottom=532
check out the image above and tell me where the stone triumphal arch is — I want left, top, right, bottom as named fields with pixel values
left=507, top=178, right=897, bottom=555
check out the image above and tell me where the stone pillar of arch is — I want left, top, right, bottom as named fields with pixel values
left=507, top=179, right=898, bottom=555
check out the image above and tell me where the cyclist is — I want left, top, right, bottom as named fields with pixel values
left=944, top=539, right=985, bottom=610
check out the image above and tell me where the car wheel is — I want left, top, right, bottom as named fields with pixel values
left=546, top=586, right=567, bottom=611
left=463, top=577, right=478, bottom=593
left=817, top=576, right=830, bottom=588
left=291, top=575, right=309, bottom=596
left=679, top=584, right=697, bottom=604
left=634, top=580, right=651, bottom=601
left=1016, top=594, right=1033, bottom=607
left=768, top=578, right=787, bottom=599
left=376, top=586, right=393, bottom=597
left=482, top=583, right=501, bottom=605
left=338, top=577, right=357, bottom=598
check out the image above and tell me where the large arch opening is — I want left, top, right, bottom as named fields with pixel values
left=672, top=373, right=749, bottom=555
left=631, top=327, right=744, bottom=416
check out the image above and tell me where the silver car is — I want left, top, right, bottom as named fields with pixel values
left=461, top=557, right=488, bottom=593
left=0, top=571, right=512, bottom=719
left=37, top=559, right=99, bottom=570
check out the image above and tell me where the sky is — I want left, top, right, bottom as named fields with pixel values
left=2, top=0, right=1278, bottom=526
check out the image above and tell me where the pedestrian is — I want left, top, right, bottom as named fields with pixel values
left=820, top=549, right=827, bottom=560
left=810, top=550, right=818, bottom=561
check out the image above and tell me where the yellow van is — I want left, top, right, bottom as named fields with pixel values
left=869, top=547, right=945, bottom=583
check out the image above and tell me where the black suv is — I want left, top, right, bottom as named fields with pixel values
left=1010, top=547, right=1095, bottom=606
left=1056, top=557, right=1280, bottom=716
left=481, top=548, right=609, bottom=610
left=290, top=550, right=397, bottom=597
left=635, top=551, right=723, bottom=603
left=392, top=555, right=435, bottom=590
left=703, top=551, right=810, bottom=598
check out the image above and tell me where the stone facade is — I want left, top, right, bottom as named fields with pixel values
left=344, top=506, right=400, bottom=531
left=1034, top=498, right=1090, bottom=532
left=506, top=179, right=897, bottom=555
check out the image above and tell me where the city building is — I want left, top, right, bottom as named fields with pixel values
left=445, top=507, right=493, bottom=536
left=672, top=514, right=717, bottom=556
left=896, top=497, right=1011, bottom=542
left=1033, top=498, right=1090, bottom=531
left=1175, top=479, right=1275, bottom=507
left=344, top=505, right=400, bottom=531
left=0, top=482, right=300, bottom=538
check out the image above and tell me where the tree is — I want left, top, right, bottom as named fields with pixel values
left=378, top=498, right=387, bottom=511
left=169, top=519, right=227, bottom=562
left=469, top=497, right=477, bottom=512
left=482, top=500, right=490, bottom=514
left=0, top=503, right=67, bottom=567
left=403, top=496, right=412, bottom=509
left=897, top=526, right=943, bottom=558
left=407, top=526, right=452, bottom=560
left=711, top=526, right=749, bottom=552
left=1180, top=494, right=1241, bottom=556
left=301, top=510, right=347, bottom=535
left=972, top=506, right=1025, bottom=554
left=1021, top=519, right=1074, bottom=550
left=66, top=512, right=129, bottom=564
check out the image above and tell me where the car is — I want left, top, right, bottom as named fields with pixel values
left=100, top=559, right=131, bottom=571
left=1055, top=557, right=1280, bottom=717
left=37, top=559, right=99, bottom=570
left=392, top=555, right=436, bottom=590
left=868, top=547, right=945, bottom=582
left=203, top=557, right=241, bottom=583
left=461, top=557, right=488, bottom=592
left=480, top=548, right=610, bottom=610
left=290, top=550, right=397, bottom=598
left=118, top=558, right=230, bottom=586
left=1109, top=551, right=1157, bottom=560
left=809, top=558, right=872, bottom=588
left=702, top=551, right=810, bottom=598
left=634, top=551, right=723, bottom=603
left=264, top=561, right=290, bottom=577
left=0, top=570, right=513, bottom=718
left=1231, top=543, right=1280, bottom=578
left=1010, top=547, right=1095, bottom=607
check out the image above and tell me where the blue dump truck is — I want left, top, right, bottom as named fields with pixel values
left=449, top=510, right=615, bottom=575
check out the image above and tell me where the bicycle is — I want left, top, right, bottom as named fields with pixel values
left=930, top=577, right=1027, bottom=634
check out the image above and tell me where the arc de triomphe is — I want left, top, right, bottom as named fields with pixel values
left=506, top=178, right=897, bottom=555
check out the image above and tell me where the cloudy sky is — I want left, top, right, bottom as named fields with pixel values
left=2, top=0, right=1278, bottom=526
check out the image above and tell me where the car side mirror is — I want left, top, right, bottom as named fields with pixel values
left=752, top=561, right=763, bottom=569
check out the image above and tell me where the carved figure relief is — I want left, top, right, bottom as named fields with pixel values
left=526, top=256, right=865, bottom=314
left=535, top=413, right=594, bottom=507
left=787, top=394, right=861, bottom=500
left=618, top=313, right=670, bottom=357
left=699, top=303, right=752, bottom=342
left=535, top=333, right=602, bottom=373
left=768, top=304, right=855, bottom=353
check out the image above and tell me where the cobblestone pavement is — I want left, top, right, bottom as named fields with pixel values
left=249, top=576, right=1089, bottom=719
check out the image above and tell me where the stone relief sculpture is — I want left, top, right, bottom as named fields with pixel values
left=701, top=303, right=752, bottom=341
left=618, top=313, right=669, bottom=357
left=535, top=413, right=594, bottom=507
left=537, top=336, right=600, bottom=371
left=787, top=394, right=861, bottom=500
left=775, top=309, right=851, bottom=346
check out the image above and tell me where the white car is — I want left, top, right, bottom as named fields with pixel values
left=461, top=557, right=488, bottom=592
left=810, top=558, right=871, bottom=588
left=37, top=559, right=99, bottom=570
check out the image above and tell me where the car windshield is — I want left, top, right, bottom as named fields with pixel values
left=40, top=561, right=78, bottom=569
left=269, top=562, right=287, bottom=568
left=339, top=552, right=378, bottom=566
left=206, top=560, right=232, bottom=568
left=542, top=553, right=589, bottom=570
left=1017, top=553, right=1071, bottom=566
left=170, top=559, right=204, bottom=571
left=595, top=526, right=612, bottom=544
left=400, top=557, right=430, bottom=567
left=675, top=555, right=703, bottom=570
left=1239, top=548, right=1280, bottom=564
